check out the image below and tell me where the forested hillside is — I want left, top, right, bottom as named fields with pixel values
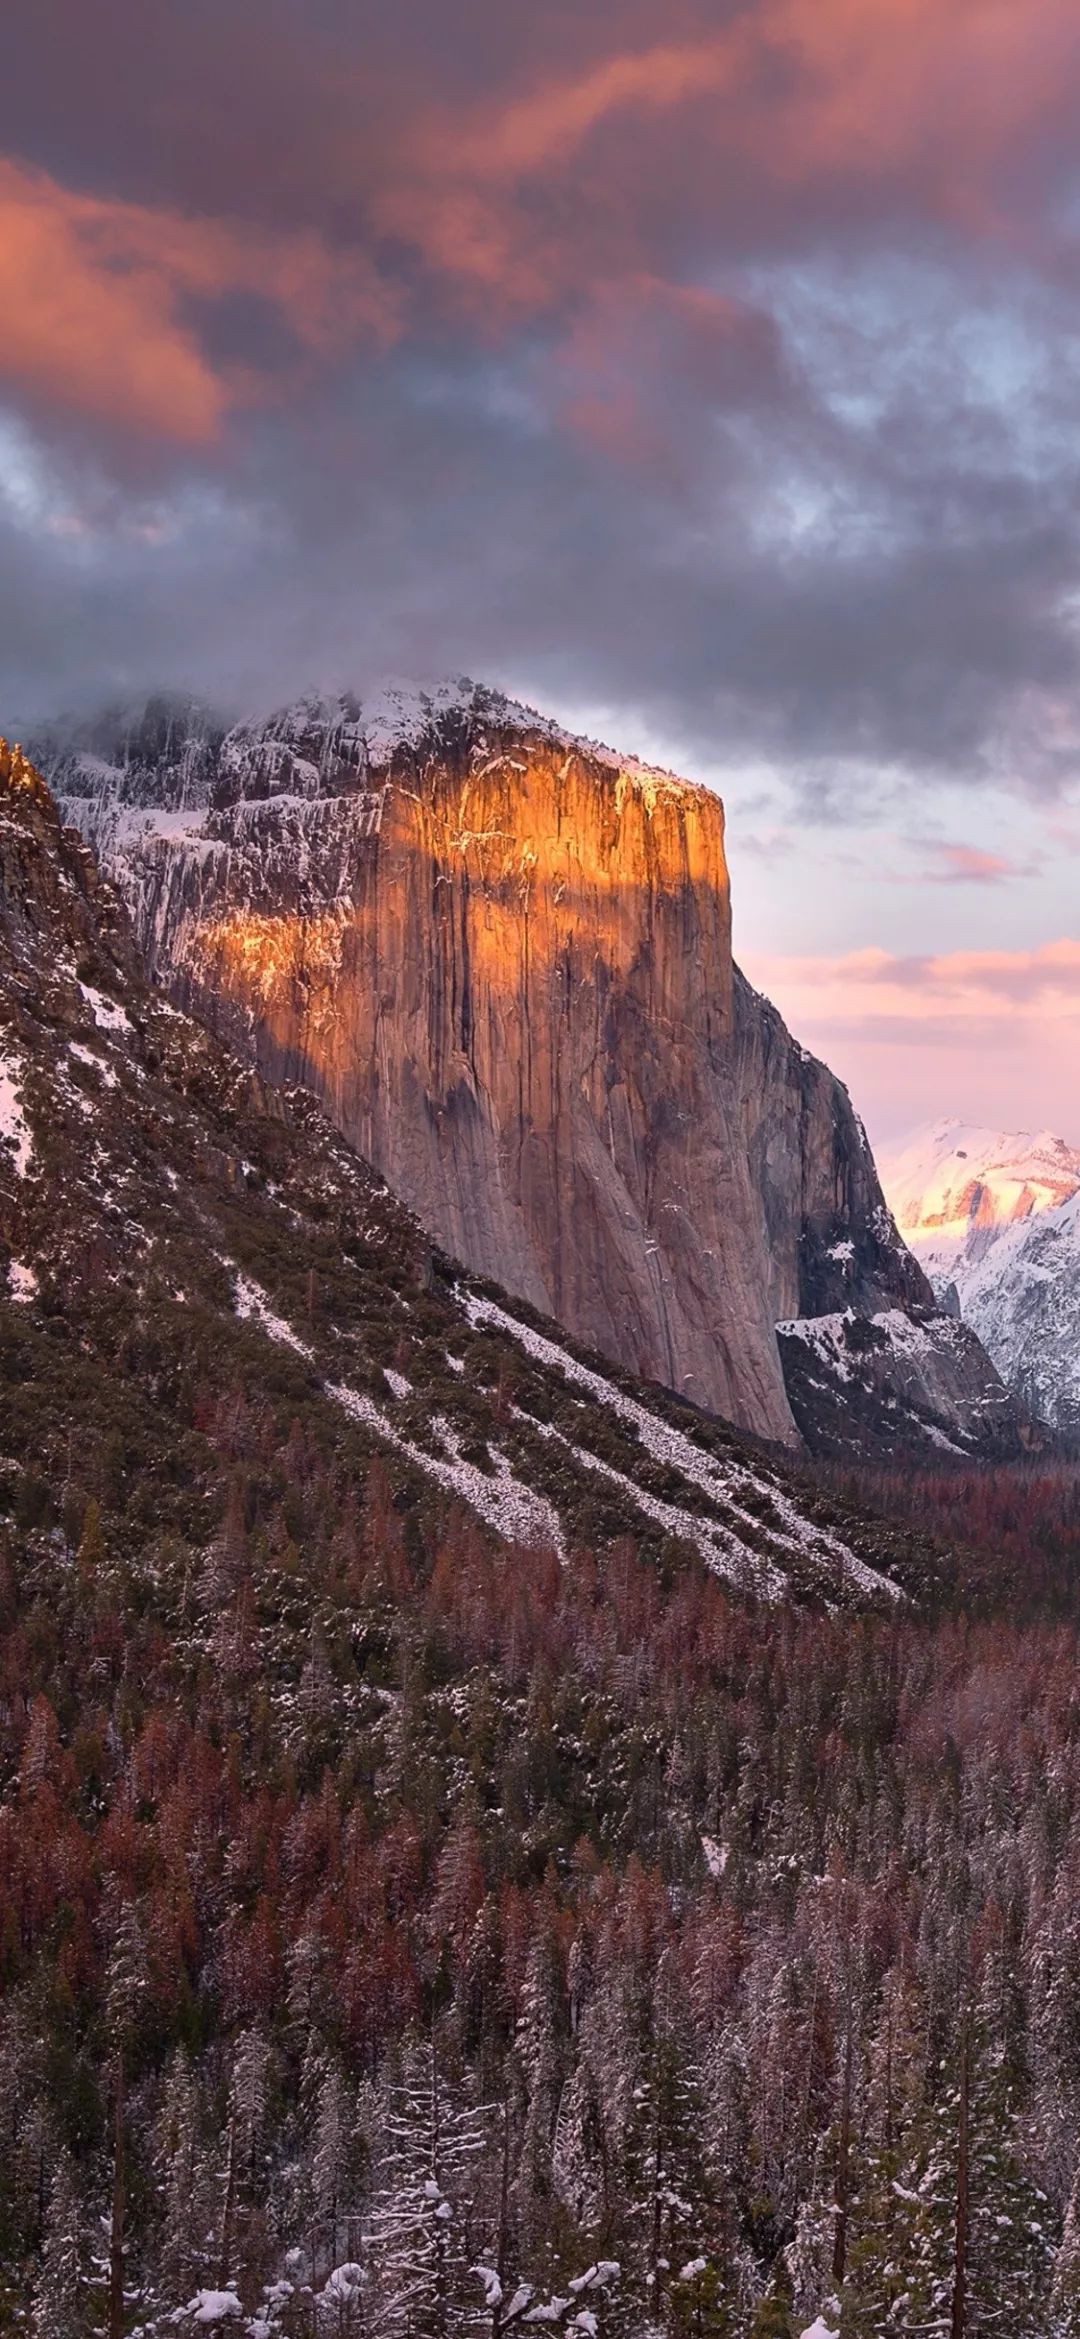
left=3, top=741, right=1080, bottom=2339
left=6, top=1432, right=1080, bottom=2338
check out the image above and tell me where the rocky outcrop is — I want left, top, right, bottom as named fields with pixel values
left=777, top=1307, right=1037, bottom=1465
left=39, top=683, right=1026, bottom=1455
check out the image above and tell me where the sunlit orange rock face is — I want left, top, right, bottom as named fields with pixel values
left=180, top=734, right=803, bottom=1439
left=47, top=687, right=933, bottom=1446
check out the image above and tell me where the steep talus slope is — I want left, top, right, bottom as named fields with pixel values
left=0, top=737, right=920, bottom=1610
left=880, top=1119, right=1080, bottom=1437
left=40, top=685, right=1027, bottom=1460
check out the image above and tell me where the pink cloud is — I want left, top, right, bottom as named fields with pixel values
left=743, top=936, right=1080, bottom=1141
left=922, top=842, right=1027, bottom=884
left=375, top=0, right=1080, bottom=318
left=0, top=159, right=395, bottom=443
left=748, top=936, right=1080, bottom=1010
left=6, top=1, right=1080, bottom=441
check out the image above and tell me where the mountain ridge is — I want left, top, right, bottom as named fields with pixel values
left=0, top=730, right=925, bottom=1611
left=36, top=683, right=1028, bottom=1463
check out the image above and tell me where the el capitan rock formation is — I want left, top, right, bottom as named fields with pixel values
left=0, top=732, right=918, bottom=1610
left=39, top=684, right=1026, bottom=1454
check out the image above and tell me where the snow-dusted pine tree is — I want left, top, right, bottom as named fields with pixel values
left=366, top=2038, right=493, bottom=2336
left=153, top=2049, right=216, bottom=2303
left=32, top=2149, right=84, bottom=2339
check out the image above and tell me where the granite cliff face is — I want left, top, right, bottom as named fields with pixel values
left=40, top=684, right=1022, bottom=1453
left=3, top=733, right=920, bottom=1610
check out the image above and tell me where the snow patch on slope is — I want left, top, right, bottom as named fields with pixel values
left=234, top=1274, right=314, bottom=1359
left=0, top=1050, right=33, bottom=1178
left=230, top=1272, right=563, bottom=1555
left=464, top=1291, right=901, bottom=1603
left=78, top=981, right=131, bottom=1035
left=329, top=1385, right=566, bottom=1557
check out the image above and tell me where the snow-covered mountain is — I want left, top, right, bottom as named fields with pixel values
left=880, top=1119, right=1080, bottom=1436
left=35, top=686, right=1032, bottom=1464
left=0, top=732, right=926, bottom=1612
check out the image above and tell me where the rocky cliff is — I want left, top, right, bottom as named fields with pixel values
left=0, top=734, right=920, bottom=1611
left=39, top=683, right=1024, bottom=1454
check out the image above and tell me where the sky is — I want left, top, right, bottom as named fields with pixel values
left=3, top=0, right=1080, bottom=1145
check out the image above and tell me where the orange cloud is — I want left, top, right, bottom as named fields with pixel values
left=445, top=42, right=742, bottom=181
left=5, top=3, right=1078, bottom=441
left=0, top=159, right=395, bottom=443
left=380, top=0, right=1080, bottom=310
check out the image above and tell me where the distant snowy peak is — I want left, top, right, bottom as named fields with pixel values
left=879, top=1118, right=1080, bottom=1437
left=880, top=1116, right=1080, bottom=1280
left=956, top=1189, right=1080, bottom=1433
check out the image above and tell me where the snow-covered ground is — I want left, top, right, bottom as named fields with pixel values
left=228, top=1270, right=902, bottom=1603
left=0, top=1047, right=34, bottom=1179
left=464, top=1290, right=901, bottom=1604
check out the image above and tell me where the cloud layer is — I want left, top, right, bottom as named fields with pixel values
left=1, top=0, right=1080, bottom=876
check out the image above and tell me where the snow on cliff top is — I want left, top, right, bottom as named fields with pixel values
left=222, top=678, right=708, bottom=807
left=51, top=678, right=707, bottom=812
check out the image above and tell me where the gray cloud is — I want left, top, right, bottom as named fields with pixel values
left=3, top=0, right=1080, bottom=809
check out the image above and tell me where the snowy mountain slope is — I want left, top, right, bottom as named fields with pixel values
left=0, top=737, right=926, bottom=1610
left=948, top=1191, right=1080, bottom=1438
left=879, top=1119, right=1080, bottom=1434
left=776, top=1304, right=1031, bottom=1464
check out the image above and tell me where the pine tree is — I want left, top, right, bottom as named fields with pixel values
left=154, top=2050, right=215, bottom=2304
left=1052, top=2157, right=1080, bottom=2337
left=366, top=2039, right=492, bottom=2337
left=836, top=2133, right=909, bottom=2339
left=219, top=2028, right=273, bottom=2291
left=747, top=2265, right=795, bottom=2338
left=784, top=2147, right=837, bottom=2337
left=895, top=2012, right=1055, bottom=2338
left=103, top=1894, right=150, bottom=2339
left=618, top=1977, right=732, bottom=2330
left=512, top=1927, right=567, bottom=2230
left=32, top=2150, right=84, bottom=2339
left=311, top=2060, right=358, bottom=2281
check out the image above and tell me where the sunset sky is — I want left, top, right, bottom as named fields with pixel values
left=4, top=0, right=1080, bottom=1142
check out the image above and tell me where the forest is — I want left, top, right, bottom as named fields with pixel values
left=3, top=1366, right=1080, bottom=2337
